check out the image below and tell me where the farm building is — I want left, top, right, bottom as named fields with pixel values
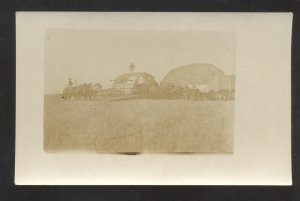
left=160, top=63, right=235, bottom=92
left=111, top=72, right=159, bottom=97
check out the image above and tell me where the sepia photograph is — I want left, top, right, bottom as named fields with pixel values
left=44, top=29, right=236, bottom=153
left=15, top=12, right=292, bottom=185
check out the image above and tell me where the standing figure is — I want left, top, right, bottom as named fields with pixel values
left=68, top=78, right=73, bottom=87
left=129, top=63, right=135, bottom=73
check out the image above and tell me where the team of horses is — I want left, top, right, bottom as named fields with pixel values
left=62, top=83, right=234, bottom=101
left=62, top=83, right=103, bottom=100
left=158, top=84, right=233, bottom=101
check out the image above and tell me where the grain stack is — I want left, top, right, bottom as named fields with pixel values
left=161, top=63, right=234, bottom=89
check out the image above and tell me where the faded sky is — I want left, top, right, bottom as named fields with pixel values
left=45, top=29, right=236, bottom=94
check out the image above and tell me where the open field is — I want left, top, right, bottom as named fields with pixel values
left=44, top=95, right=234, bottom=153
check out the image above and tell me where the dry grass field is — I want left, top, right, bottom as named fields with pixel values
left=44, top=95, right=234, bottom=153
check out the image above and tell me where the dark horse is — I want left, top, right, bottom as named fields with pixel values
left=62, top=86, right=74, bottom=100
left=62, top=83, right=103, bottom=101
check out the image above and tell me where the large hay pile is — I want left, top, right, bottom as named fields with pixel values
left=112, top=72, right=159, bottom=97
left=160, top=63, right=225, bottom=89
left=159, top=63, right=235, bottom=100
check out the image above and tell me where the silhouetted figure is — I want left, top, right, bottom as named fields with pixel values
left=93, top=83, right=103, bottom=99
left=129, top=63, right=135, bottom=73
left=62, top=78, right=74, bottom=100
left=68, top=78, right=73, bottom=87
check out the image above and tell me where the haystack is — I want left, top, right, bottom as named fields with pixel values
left=160, top=63, right=235, bottom=92
left=112, top=72, right=159, bottom=97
